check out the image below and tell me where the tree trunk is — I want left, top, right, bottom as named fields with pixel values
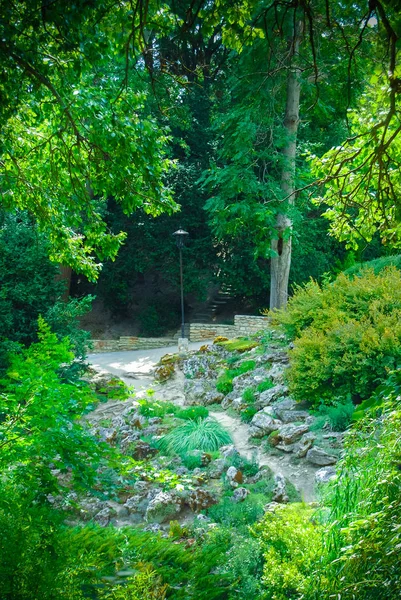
left=270, top=22, right=303, bottom=310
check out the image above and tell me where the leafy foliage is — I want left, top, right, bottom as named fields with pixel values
left=252, top=503, right=321, bottom=600
left=0, top=319, right=109, bottom=494
left=158, top=418, right=232, bottom=454
left=273, top=267, right=401, bottom=405
left=313, top=373, right=401, bottom=599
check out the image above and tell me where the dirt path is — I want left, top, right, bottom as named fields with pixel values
left=209, top=410, right=318, bottom=502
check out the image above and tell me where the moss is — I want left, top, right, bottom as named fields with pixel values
left=216, top=337, right=260, bottom=352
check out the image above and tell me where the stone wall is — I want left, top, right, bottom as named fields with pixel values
left=189, top=323, right=237, bottom=342
left=90, top=316, right=270, bottom=352
left=91, top=337, right=176, bottom=353
left=234, top=314, right=270, bottom=336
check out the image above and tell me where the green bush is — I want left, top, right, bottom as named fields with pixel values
left=175, top=406, right=209, bottom=420
left=158, top=418, right=232, bottom=454
left=343, top=254, right=401, bottom=278
left=273, top=267, right=401, bottom=406
left=207, top=493, right=266, bottom=528
left=318, top=400, right=354, bottom=431
left=252, top=503, right=321, bottom=600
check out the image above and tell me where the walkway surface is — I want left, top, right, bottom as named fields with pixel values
left=88, top=341, right=209, bottom=394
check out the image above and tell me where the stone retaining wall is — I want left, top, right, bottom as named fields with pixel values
left=91, top=337, right=176, bottom=353
left=91, top=315, right=270, bottom=352
left=189, top=323, right=237, bottom=342
left=234, top=314, right=270, bottom=336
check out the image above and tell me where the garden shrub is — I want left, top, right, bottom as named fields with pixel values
left=273, top=267, right=401, bottom=406
left=207, top=494, right=266, bottom=528
left=252, top=503, right=321, bottom=600
left=343, top=254, right=401, bottom=278
left=158, top=418, right=232, bottom=454
left=318, top=399, right=354, bottom=431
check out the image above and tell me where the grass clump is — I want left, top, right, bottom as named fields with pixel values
left=240, top=405, right=258, bottom=423
left=242, top=387, right=256, bottom=404
left=157, top=418, right=232, bottom=454
left=257, top=378, right=274, bottom=393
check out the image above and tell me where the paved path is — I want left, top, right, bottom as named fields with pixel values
left=88, top=341, right=209, bottom=395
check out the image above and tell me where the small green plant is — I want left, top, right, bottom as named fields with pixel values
left=175, top=406, right=209, bottom=420
left=240, top=405, right=258, bottom=423
left=319, top=399, right=354, bottom=431
left=242, top=387, right=256, bottom=404
left=216, top=372, right=234, bottom=394
left=216, top=360, right=257, bottom=395
left=257, top=378, right=274, bottom=393
left=138, top=399, right=178, bottom=418
left=207, top=493, right=266, bottom=528
left=157, top=418, right=232, bottom=454
left=180, top=451, right=203, bottom=470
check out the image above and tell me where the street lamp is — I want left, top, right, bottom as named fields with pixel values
left=172, top=228, right=189, bottom=340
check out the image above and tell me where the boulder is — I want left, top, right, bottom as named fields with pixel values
left=249, top=409, right=282, bottom=438
left=294, top=432, right=316, bottom=458
left=208, top=458, right=226, bottom=479
left=226, top=466, right=243, bottom=486
left=255, top=385, right=289, bottom=409
left=278, top=423, right=309, bottom=444
left=272, top=473, right=289, bottom=503
left=93, top=506, right=116, bottom=527
left=131, top=440, right=158, bottom=460
left=306, top=446, right=338, bottom=466
left=145, top=491, right=182, bottom=523
left=272, top=398, right=297, bottom=418
left=266, top=363, right=287, bottom=384
left=232, top=487, right=250, bottom=503
left=279, top=410, right=310, bottom=424
left=184, top=379, right=223, bottom=406
left=220, top=444, right=239, bottom=459
left=315, top=466, right=337, bottom=484
left=186, top=489, right=218, bottom=511
left=124, top=495, right=142, bottom=514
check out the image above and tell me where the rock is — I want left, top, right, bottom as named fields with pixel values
left=272, top=398, right=297, bottom=418
left=294, top=432, right=316, bottom=458
left=315, top=466, right=337, bottom=484
left=255, top=385, right=289, bottom=409
left=94, top=507, right=116, bottom=527
left=131, top=441, right=158, bottom=460
left=266, top=363, right=287, bottom=384
left=279, top=410, right=310, bottom=424
left=278, top=423, right=309, bottom=444
left=232, top=487, right=250, bottom=503
left=78, top=497, right=104, bottom=520
left=148, top=417, right=163, bottom=425
left=208, top=458, right=226, bottom=478
left=97, top=427, right=118, bottom=444
left=252, top=466, right=274, bottom=482
left=124, top=495, right=142, bottom=513
left=196, top=514, right=211, bottom=522
left=143, top=523, right=164, bottom=534
left=220, top=445, right=239, bottom=459
left=184, top=379, right=223, bottom=406
left=276, top=442, right=296, bottom=453
left=145, top=492, right=182, bottom=523
left=232, top=367, right=271, bottom=393
left=226, top=466, right=243, bottom=486
left=231, top=397, right=245, bottom=411
left=306, top=446, right=338, bottom=466
left=186, top=489, right=217, bottom=511
left=272, top=473, right=289, bottom=503
left=249, top=409, right=282, bottom=438
left=175, top=466, right=189, bottom=476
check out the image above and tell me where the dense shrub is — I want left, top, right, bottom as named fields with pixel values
left=207, top=494, right=266, bottom=528
left=343, top=254, right=401, bottom=278
left=252, top=503, right=321, bottom=600
left=273, top=268, right=401, bottom=405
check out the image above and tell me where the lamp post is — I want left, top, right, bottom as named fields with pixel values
left=172, top=228, right=189, bottom=340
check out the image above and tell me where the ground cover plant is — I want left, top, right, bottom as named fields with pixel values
left=158, top=417, right=232, bottom=454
